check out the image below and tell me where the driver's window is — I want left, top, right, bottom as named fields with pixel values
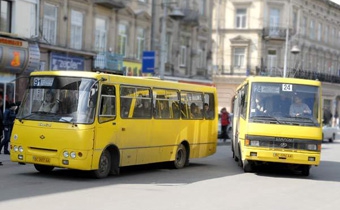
left=99, top=85, right=116, bottom=123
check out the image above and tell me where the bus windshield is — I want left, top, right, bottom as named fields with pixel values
left=17, top=76, right=98, bottom=124
left=249, top=82, right=320, bottom=126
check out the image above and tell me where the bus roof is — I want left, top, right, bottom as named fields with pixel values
left=236, top=76, right=321, bottom=90
left=30, top=71, right=216, bottom=92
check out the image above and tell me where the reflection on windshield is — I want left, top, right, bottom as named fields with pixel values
left=249, top=82, right=319, bottom=126
left=17, top=76, right=98, bottom=124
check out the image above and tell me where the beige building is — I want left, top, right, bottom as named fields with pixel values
left=212, top=0, right=340, bottom=118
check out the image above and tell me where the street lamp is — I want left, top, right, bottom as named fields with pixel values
left=159, top=0, right=184, bottom=80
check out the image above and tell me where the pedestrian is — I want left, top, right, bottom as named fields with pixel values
left=0, top=103, right=17, bottom=155
left=220, top=107, right=230, bottom=142
left=0, top=99, right=4, bottom=143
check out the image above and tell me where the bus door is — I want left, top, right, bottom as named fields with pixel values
left=96, top=85, right=119, bottom=153
left=118, top=86, right=153, bottom=166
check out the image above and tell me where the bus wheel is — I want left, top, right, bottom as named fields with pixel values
left=34, top=164, right=54, bottom=173
left=301, top=165, right=310, bottom=176
left=329, top=133, right=335, bottom=143
left=92, top=150, right=111, bottom=179
left=173, top=144, right=187, bottom=169
left=242, top=160, right=253, bottom=173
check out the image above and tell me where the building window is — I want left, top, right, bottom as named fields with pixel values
left=233, top=48, right=245, bottom=68
left=325, top=25, right=329, bottom=43
left=198, top=0, right=206, bottom=16
left=198, top=42, right=206, bottom=68
left=267, top=50, right=277, bottom=71
left=317, top=23, right=322, bottom=42
left=136, top=27, right=145, bottom=60
left=301, top=16, right=307, bottom=36
left=0, top=0, right=11, bottom=32
left=94, top=18, right=107, bottom=52
left=118, top=24, right=128, bottom=56
left=180, top=45, right=187, bottom=66
left=70, top=10, right=83, bottom=50
left=43, top=3, right=57, bottom=44
left=29, top=2, right=38, bottom=37
left=236, top=8, right=247, bottom=29
left=331, top=28, right=336, bottom=45
left=293, top=11, right=298, bottom=33
left=269, top=8, right=280, bottom=36
left=165, top=33, right=172, bottom=63
left=309, top=19, right=314, bottom=40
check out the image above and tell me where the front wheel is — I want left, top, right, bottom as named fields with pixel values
left=92, top=150, right=111, bottom=179
left=34, top=164, right=54, bottom=173
left=173, top=144, right=187, bottom=169
left=301, top=165, right=310, bottom=176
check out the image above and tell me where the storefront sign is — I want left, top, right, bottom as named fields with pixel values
left=0, top=36, right=40, bottom=74
left=50, top=52, right=84, bottom=70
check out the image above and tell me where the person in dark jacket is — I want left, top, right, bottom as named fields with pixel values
left=0, top=103, right=17, bottom=155
left=0, top=99, right=4, bottom=142
left=220, top=107, right=230, bottom=142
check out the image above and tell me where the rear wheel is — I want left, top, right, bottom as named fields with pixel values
left=173, top=144, right=187, bottom=169
left=329, top=133, right=335, bottom=143
left=92, top=150, right=111, bottom=179
left=34, top=164, right=54, bottom=173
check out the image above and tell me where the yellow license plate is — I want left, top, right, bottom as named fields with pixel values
left=33, top=156, right=50, bottom=163
left=273, top=153, right=292, bottom=158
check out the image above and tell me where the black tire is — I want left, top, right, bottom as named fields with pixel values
left=329, top=133, right=335, bottom=143
left=173, top=144, right=187, bottom=169
left=34, top=164, right=54, bottom=173
left=242, top=159, right=253, bottom=173
left=301, top=165, right=310, bottom=176
left=92, top=150, right=111, bottom=179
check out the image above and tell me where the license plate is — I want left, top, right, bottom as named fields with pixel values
left=33, top=156, right=50, bottom=163
left=273, top=153, right=292, bottom=158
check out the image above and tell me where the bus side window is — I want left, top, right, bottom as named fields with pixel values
left=172, top=101, right=181, bottom=119
left=120, top=98, right=131, bottom=118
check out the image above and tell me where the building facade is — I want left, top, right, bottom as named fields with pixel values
left=0, top=0, right=214, bottom=107
left=212, top=0, right=340, bottom=119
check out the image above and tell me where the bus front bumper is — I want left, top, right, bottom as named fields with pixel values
left=243, top=148, right=320, bottom=166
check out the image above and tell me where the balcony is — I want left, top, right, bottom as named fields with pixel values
left=290, top=69, right=340, bottom=83
left=263, top=27, right=296, bottom=41
left=93, top=0, right=125, bottom=9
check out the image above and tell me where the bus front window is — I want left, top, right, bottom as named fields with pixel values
left=17, top=77, right=98, bottom=124
left=249, top=82, right=320, bottom=126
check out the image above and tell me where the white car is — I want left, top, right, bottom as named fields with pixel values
left=322, top=124, right=338, bottom=142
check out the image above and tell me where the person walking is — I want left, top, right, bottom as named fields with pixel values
left=0, top=103, right=17, bottom=155
left=220, top=107, right=230, bottom=142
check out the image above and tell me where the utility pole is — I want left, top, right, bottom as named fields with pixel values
left=159, top=0, right=168, bottom=80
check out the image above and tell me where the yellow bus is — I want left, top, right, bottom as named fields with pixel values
left=10, top=71, right=218, bottom=178
left=231, top=76, right=322, bottom=176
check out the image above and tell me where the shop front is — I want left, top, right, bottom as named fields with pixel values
left=0, top=35, right=40, bottom=110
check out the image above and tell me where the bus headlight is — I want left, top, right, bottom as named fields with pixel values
left=19, top=146, right=24, bottom=153
left=307, top=144, right=317, bottom=151
left=14, top=146, right=18, bottom=152
left=250, top=140, right=260, bottom=146
left=70, top=152, right=76, bottom=159
left=63, top=151, right=69, bottom=158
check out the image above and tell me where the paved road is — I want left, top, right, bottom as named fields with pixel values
left=1, top=139, right=340, bottom=210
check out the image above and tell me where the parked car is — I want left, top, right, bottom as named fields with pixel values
left=322, top=124, right=338, bottom=142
